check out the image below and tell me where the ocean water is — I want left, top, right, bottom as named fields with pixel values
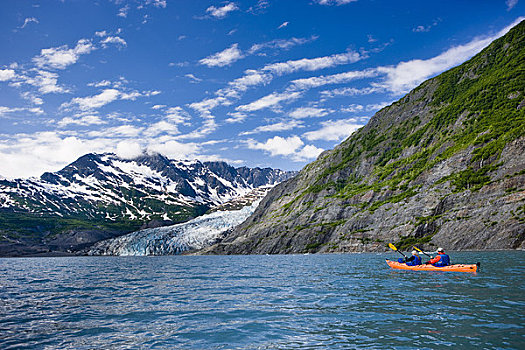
left=1, top=252, right=523, bottom=349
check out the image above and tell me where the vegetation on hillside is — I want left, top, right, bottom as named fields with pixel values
left=305, top=20, right=524, bottom=207
left=256, top=21, right=525, bottom=253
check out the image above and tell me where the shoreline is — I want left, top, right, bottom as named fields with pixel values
left=1, top=248, right=523, bottom=258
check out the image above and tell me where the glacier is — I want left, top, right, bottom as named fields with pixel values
left=87, top=200, right=260, bottom=256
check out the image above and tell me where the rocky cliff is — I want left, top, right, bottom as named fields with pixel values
left=201, top=20, right=525, bottom=254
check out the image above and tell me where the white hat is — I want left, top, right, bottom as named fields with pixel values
left=411, top=250, right=418, bottom=255
left=437, top=247, right=444, bottom=252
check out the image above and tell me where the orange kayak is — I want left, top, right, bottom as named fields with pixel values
left=386, top=259, right=479, bottom=272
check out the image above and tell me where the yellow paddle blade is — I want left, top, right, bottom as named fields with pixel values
left=388, top=243, right=398, bottom=251
left=412, top=246, right=423, bottom=252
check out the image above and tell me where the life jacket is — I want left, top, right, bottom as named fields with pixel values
left=433, top=253, right=450, bottom=267
left=406, top=255, right=422, bottom=266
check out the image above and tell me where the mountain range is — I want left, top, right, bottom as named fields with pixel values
left=201, top=20, right=525, bottom=254
left=0, top=153, right=295, bottom=256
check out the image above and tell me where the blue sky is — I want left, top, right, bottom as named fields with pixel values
left=0, top=0, right=523, bottom=178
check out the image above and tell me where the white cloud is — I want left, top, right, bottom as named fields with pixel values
left=100, top=36, right=127, bottom=48
left=289, top=107, right=332, bottom=119
left=240, top=120, right=303, bottom=135
left=225, top=112, right=248, bottom=123
left=0, top=106, right=44, bottom=116
left=340, top=104, right=364, bottom=113
left=206, top=2, right=239, bottom=19
left=23, top=70, right=68, bottom=94
left=33, top=97, right=44, bottom=105
left=119, top=91, right=142, bottom=100
left=207, top=18, right=520, bottom=120
left=412, top=19, right=440, bottom=33
left=144, top=120, right=180, bottom=137
left=0, top=132, right=114, bottom=179
left=506, top=0, right=518, bottom=11
left=147, top=140, right=200, bottom=160
left=200, top=36, right=319, bottom=69
left=246, top=135, right=323, bottom=161
left=88, top=80, right=112, bottom=87
left=185, top=73, right=202, bottom=82
left=278, top=21, right=289, bottom=29
left=314, top=0, right=358, bottom=5
left=57, top=114, right=106, bottom=127
left=165, top=106, right=191, bottom=124
left=88, top=124, right=143, bottom=138
left=412, top=25, right=430, bottom=33
left=189, top=97, right=227, bottom=115
left=378, top=17, right=525, bottom=94
left=66, top=89, right=120, bottom=111
left=214, top=49, right=366, bottom=102
left=0, top=69, right=16, bottom=81
left=236, top=91, right=302, bottom=112
left=366, top=101, right=392, bottom=112
left=146, top=0, right=167, bottom=8
left=262, top=50, right=365, bottom=75
left=248, top=0, right=270, bottom=13
left=295, top=144, right=324, bottom=160
left=303, top=119, right=363, bottom=141
left=62, top=88, right=159, bottom=111
left=169, top=61, right=189, bottom=67
left=33, top=39, right=95, bottom=70
left=117, top=5, right=129, bottom=18
left=248, top=36, right=316, bottom=54
left=199, top=44, right=244, bottom=67
left=0, top=106, right=23, bottom=116
left=21, top=17, right=39, bottom=28
left=247, top=135, right=304, bottom=156
left=21, top=92, right=44, bottom=105
left=152, top=104, right=166, bottom=110
left=177, top=118, right=218, bottom=140
left=29, top=107, right=44, bottom=115
left=95, top=30, right=108, bottom=37
left=116, top=140, right=144, bottom=159
left=290, top=69, right=378, bottom=90
left=218, top=70, right=272, bottom=98
left=320, top=86, right=381, bottom=99
left=0, top=128, right=204, bottom=178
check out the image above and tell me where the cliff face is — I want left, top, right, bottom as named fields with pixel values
left=202, top=21, right=525, bottom=254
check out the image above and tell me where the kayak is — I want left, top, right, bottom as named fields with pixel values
left=386, top=259, right=479, bottom=272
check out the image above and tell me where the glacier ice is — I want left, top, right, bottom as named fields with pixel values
left=88, top=200, right=260, bottom=256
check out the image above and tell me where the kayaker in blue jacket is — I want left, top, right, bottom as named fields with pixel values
left=397, top=250, right=422, bottom=265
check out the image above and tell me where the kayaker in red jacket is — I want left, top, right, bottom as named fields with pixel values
left=426, top=247, right=451, bottom=266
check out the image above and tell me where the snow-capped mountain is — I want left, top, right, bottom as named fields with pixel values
left=0, top=153, right=294, bottom=221
left=0, top=153, right=295, bottom=256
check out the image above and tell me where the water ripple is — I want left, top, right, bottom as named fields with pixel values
left=0, top=252, right=524, bottom=349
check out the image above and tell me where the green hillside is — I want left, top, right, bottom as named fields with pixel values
left=202, top=20, right=525, bottom=254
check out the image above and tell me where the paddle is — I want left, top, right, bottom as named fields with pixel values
left=388, top=243, right=408, bottom=259
left=412, top=245, right=432, bottom=258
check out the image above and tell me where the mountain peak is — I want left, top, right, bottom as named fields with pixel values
left=0, top=151, right=296, bottom=256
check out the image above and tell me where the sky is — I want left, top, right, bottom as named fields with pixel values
left=0, top=0, right=523, bottom=179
